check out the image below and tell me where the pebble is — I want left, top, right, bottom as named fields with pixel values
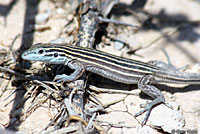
left=114, top=40, right=124, bottom=50
left=56, top=8, right=65, bottom=14
left=36, top=10, right=51, bottom=24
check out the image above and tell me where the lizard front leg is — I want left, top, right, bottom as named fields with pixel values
left=54, top=60, right=85, bottom=83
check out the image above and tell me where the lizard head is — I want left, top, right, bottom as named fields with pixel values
left=21, top=43, right=71, bottom=64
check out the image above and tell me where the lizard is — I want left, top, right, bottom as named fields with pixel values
left=21, top=43, right=200, bottom=125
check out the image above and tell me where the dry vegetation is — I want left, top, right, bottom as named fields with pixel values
left=0, top=0, right=200, bottom=133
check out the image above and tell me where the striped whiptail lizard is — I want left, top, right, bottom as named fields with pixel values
left=22, top=43, right=200, bottom=125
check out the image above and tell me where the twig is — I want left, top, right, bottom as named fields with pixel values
left=89, top=85, right=140, bottom=95
left=0, top=66, right=27, bottom=78
left=86, top=112, right=96, bottom=130
left=64, top=98, right=88, bottom=127
left=21, top=95, right=49, bottom=122
left=35, top=80, right=59, bottom=94
left=9, top=34, right=21, bottom=62
left=0, top=66, right=59, bottom=94
left=98, top=16, right=139, bottom=28
left=69, top=87, right=78, bottom=108
left=161, top=48, right=190, bottom=71
left=39, top=110, right=63, bottom=133
left=0, top=78, right=12, bottom=98
left=54, top=106, right=68, bottom=128
left=64, top=98, right=77, bottom=116
left=94, top=118, right=135, bottom=128
left=102, top=97, right=126, bottom=108
left=140, top=28, right=178, bottom=50
left=100, top=0, right=119, bottom=17
left=6, top=94, right=49, bottom=128
left=41, top=126, right=78, bottom=134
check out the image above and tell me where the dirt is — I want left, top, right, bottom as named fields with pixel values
left=0, top=0, right=200, bottom=133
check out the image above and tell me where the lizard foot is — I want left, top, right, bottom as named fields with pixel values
left=134, top=96, right=172, bottom=126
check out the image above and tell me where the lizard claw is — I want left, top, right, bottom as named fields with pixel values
left=134, top=96, right=171, bottom=126
left=54, top=74, right=72, bottom=83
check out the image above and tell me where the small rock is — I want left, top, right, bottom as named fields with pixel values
left=56, top=8, right=65, bottom=14
left=114, top=40, right=124, bottom=50
left=114, top=35, right=125, bottom=50
left=36, top=10, right=51, bottom=24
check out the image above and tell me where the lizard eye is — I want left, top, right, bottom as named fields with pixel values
left=38, top=49, right=44, bottom=54
left=54, top=53, right=58, bottom=57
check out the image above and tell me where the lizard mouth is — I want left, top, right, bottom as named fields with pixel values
left=21, top=50, right=38, bottom=60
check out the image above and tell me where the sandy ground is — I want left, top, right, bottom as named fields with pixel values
left=0, top=0, right=200, bottom=133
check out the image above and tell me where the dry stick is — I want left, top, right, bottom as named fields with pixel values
left=0, top=51, right=9, bottom=54
left=0, top=66, right=26, bottom=79
left=45, top=127, right=78, bottom=134
left=6, top=94, right=49, bottom=127
left=87, top=89, right=127, bottom=111
left=0, top=66, right=59, bottom=94
left=0, top=77, right=11, bottom=97
left=35, top=80, right=59, bottom=94
left=86, top=112, right=96, bottom=130
left=64, top=98, right=78, bottom=116
left=89, top=85, right=140, bottom=95
left=0, top=65, right=60, bottom=126
left=69, top=88, right=77, bottom=108
left=86, top=104, right=105, bottom=114
left=4, top=85, right=34, bottom=110
left=62, top=0, right=102, bottom=129
left=21, top=95, right=49, bottom=122
left=9, top=34, right=21, bottom=62
left=98, top=17, right=139, bottom=28
left=141, top=28, right=178, bottom=50
left=40, top=110, right=63, bottom=133
left=100, top=0, right=118, bottom=18
left=74, top=1, right=140, bottom=130
left=64, top=98, right=88, bottom=127
left=87, top=90, right=104, bottom=105
left=55, top=107, right=68, bottom=127
left=103, top=97, right=126, bottom=109
left=94, top=118, right=134, bottom=128
left=161, top=48, right=190, bottom=71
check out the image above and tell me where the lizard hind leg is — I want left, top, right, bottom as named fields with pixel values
left=135, top=74, right=172, bottom=126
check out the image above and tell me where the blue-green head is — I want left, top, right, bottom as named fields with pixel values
left=21, top=43, right=71, bottom=64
